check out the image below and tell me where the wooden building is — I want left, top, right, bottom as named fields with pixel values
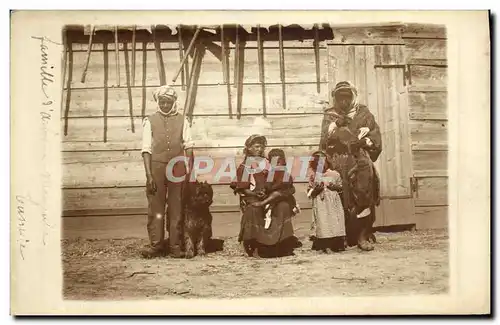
left=61, top=23, right=448, bottom=237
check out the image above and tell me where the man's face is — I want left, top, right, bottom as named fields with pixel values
left=335, top=90, right=353, bottom=112
left=158, top=96, right=175, bottom=113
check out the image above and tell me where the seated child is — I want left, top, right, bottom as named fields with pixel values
left=251, top=148, right=300, bottom=229
left=307, top=150, right=346, bottom=253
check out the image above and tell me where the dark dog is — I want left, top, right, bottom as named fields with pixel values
left=183, top=180, right=214, bottom=259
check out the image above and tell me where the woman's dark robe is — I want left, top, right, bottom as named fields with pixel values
left=229, top=162, right=296, bottom=256
left=319, top=105, right=383, bottom=247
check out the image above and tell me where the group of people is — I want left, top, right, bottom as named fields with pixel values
left=139, top=81, right=382, bottom=259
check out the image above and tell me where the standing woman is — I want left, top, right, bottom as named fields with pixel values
left=319, top=81, right=382, bottom=251
left=229, top=135, right=297, bottom=258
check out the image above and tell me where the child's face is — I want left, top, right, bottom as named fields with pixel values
left=311, top=155, right=328, bottom=172
left=269, top=154, right=286, bottom=166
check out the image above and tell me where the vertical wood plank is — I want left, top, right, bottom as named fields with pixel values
left=364, top=46, right=379, bottom=122
left=364, top=45, right=383, bottom=183
left=395, top=45, right=412, bottom=195
left=387, top=45, right=402, bottom=195
left=327, top=45, right=350, bottom=103
left=347, top=45, right=356, bottom=84
left=375, top=65, right=389, bottom=196
left=103, top=42, right=109, bottom=142
left=354, top=46, right=367, bottom=106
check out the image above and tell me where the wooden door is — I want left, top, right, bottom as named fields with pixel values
left=327, top=43, right=416, bottom=227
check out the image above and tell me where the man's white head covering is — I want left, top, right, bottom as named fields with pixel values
left=153, top=85, right=178, bottom=115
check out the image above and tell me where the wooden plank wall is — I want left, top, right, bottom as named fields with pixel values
left=403, top=24, right=448, bottom=229
left=62, top=29, right=330, bottom=217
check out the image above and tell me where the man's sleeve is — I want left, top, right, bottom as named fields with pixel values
left=141, top=117, right=152, bottom=155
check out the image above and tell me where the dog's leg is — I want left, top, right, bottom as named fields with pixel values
left=197, top=228, right=207, bottom=256
left=184, top=231, right=195, bottom=259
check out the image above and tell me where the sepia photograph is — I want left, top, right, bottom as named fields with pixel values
left=10, top=10, right=490, bottom=315
left=60, top=21, right=450, bottom=300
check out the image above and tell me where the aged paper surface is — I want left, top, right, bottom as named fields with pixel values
left=10, top=10, right=490, bottom=315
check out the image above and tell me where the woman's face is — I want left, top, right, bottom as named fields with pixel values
left=335, top=90, right=353, bottom=112
left=248, top=142, right=265, bottom=157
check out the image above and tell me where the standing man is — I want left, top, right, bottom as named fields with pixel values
left=141, top=85, right=194, bottom=258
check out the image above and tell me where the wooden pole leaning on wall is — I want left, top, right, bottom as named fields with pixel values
left=152, top=25, right=167, bottom=85
left=114, top=26, right=121, bottom=87
left=313, top=23, right=321, bottom=94
left=233, top=25, right=239, bottom=89
left=61, top=28, right=68, bottom=116
left=221, top=25, right=233, bottom=118
left=257, top=25, right=267, bottom=117
left=63, top=39, right=73, bottom=136
left=141, top=41, right=148, bottom=119
left=278, top=24, right=286, bottom=110
left=80, top=25, right=95, bottom=83
left=131, top=25, right=137, bottom=86
left=103, top=42, right=110, bottom=142
left=236, top=35, right=245, bottom=120
left=171, top=26, right=202, bottom=85
left=177, top=26, right=186, bottom=90
left=123, top=42, right=135, bottom=133
left=184, top=45, right=205, bottom=124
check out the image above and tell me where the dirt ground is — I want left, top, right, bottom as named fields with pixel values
left=62, top=227, right=448, bottom=300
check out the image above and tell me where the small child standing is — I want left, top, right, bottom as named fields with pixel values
left=307, top=150, right=346, bottom=253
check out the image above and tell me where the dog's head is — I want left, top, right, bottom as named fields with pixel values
left=186, top=180, right=214, bottom=208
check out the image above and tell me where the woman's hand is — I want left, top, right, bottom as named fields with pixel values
left=335, top=115, right=349, bottom=128
left=327, top=183, right=342, bottom=192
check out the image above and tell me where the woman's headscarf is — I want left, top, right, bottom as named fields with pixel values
left=153, top=85, right=179, bottom=115
left=332, top=81, right=359, bottom=118
left=243, top=134, right=267, bottom=157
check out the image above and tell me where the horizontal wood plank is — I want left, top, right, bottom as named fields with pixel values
left=414, top=177, right=448, bottom=206
left=61, top=211, right=316, bottom=240
left=412, top=150, right=448, bottom=173
left=62, top=145, right=322, bottom=188
left=71, top=40, right=328, bottom=52
left=408, top=59, right=447, bottom=66
left=413, top=170, right=448, bottom=178
left=410, top=120, right=448, bottom=144
left=62, top=115, right=325, bottom=146
left=63, top=83, right=329, bottom=118
left=409, top=112, right=448, bottom=120
left=409, top=92, right=447, bottom=116
left=404, top=38, right=447, bottom=61
left=402, top=23, right=446, bottom=39
left=328, top=25, right=404, bottom=45
left=408, top=85, right=447, bottom=92
left=409, top=65, right=447, bottom=89
left=411, top=142, right=448, bottom=151
left=415, top=206, right=448, bottom=229
left=66, top=46, right=328, bottom=88
left=62, top=182, right=313, bottom=212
